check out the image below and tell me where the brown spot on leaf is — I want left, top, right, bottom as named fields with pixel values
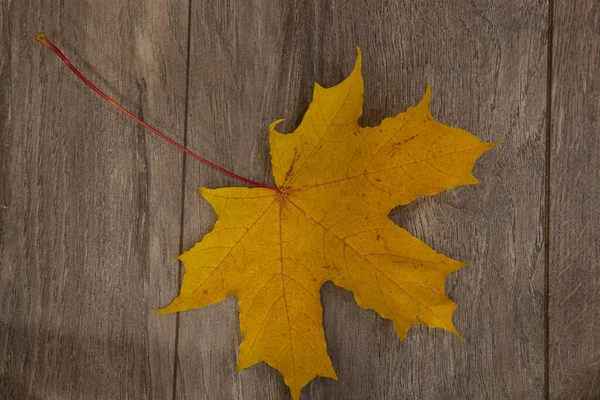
left=283, top=148, right=301, bottom=182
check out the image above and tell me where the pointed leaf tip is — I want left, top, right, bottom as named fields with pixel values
left=269, top=119, right=286, bottom=134
left=152, top=306, right=169, bottom=314
left=421, top=84, right=432, bottom=105
left=354, top=45, right=362, bottom=67
left=486, top=140, right=503, bottom=150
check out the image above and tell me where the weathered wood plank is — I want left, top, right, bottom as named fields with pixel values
left=550, top=1, right=600, bottom=398
left=0, top=0, right=188, bottom=398
left=176, top=0, right=548, bottom=399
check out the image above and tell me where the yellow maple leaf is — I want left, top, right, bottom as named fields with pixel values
left=157, top=49, right=494, bottom=399
left=34, top=34, right=495, bottom=400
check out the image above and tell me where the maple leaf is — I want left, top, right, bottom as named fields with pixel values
left=156, top=49, right=495, bottom=399
left=35, top=34, right=493, bottom=400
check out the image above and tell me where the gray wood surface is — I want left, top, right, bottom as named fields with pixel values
left=1, top=0, right=598, bottom=399
left=0, top=0, right=187, bottom=398
left=550, top=1, right=600, bottom=399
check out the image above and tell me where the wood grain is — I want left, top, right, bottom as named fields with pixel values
left=176, top=0, right=548, bottom=399
left=4, top=0, right=600, bottom=399
left=549, top=1, right=600, bottom=398
left=0, top=0, right=188, bottom=398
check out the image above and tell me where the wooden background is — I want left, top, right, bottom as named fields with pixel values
left=1, top=0, right=598, bottom=399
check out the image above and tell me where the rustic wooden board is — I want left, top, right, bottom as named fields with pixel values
left=176, top=1, right=548, bottom=399
left=9, top=0, right=600, bottom=399
left=549, top=1, right=600, bottom=398
left=0, top=0, right=187, bottom=398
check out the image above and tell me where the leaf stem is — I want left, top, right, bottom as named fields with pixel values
left=35, top=33, right=277, bottom=191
